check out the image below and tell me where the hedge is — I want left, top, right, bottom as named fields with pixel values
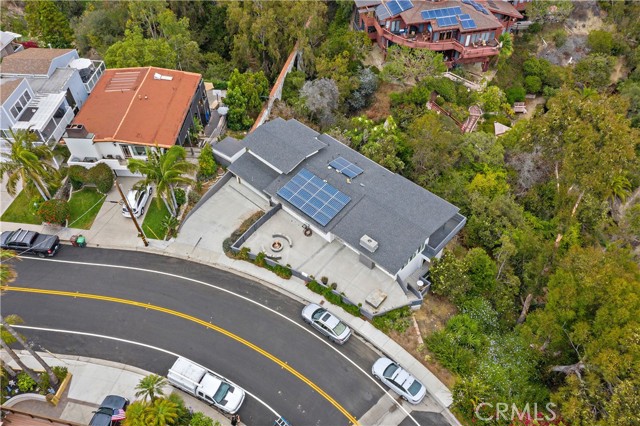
left=38, top=199, right=70, bottom=224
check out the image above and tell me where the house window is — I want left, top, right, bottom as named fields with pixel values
left=9, top=90, right=32, bottom=119
left=418, top=23, right=424, bottom=33
left=441, top=30, right=453, bottom=40
left=131, top=146, right=147, bottom=156
left=390, top=20, right=400, bottom=33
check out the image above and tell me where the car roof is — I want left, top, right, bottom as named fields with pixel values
left=319, top=312, right=340, bottom=328
left=100, top=394, right=127, bottom=409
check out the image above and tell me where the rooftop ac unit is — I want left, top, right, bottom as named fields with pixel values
left=360, top=234, right=379, bottom=253
left=154, top=72, right=174, bottom=81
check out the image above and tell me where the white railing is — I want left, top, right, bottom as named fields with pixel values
left=46, top=107, right=75, bottom=147
left=83, top=61, right=105, bottom=93
left=67, top=158, right=124, bottom=169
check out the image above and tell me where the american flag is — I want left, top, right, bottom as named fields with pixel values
left=111, top=408, right=126, bottom=421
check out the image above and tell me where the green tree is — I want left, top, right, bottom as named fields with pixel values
left=197, top=144, right=217, bottom=180
left=144, top=398, right=179, bottom=426
left=520, top=247, right=640, bottom=426
left=104, top=26, right=177, bottom=69
left=226, top=1, right=326, bottom=78
left=498, top=32, right=514, bottom=63
left=122, top=401, right=147, bottom=426
left=480, top=86, right=511, bottom=114
left=225, top=69, right=270, bottom=130
left=189, top=412, right=214, bottom=426
left=525, top=0, right=573, bottom=23
left=0, top=129, right=60, bottom=201
left=135, top=374, right=167, bottom=402
left=524, top=75, right=542, bottom=94
left=358, top=116, right=407, bottom=173
left=573, top=54, right=615, bottom=90
left=587, top=30, right=614, bottom=55
left=74, top=2, right=129, bottom=55
left=25, top=0, right=74, bottom=47
left=127, top=146, right=195, bottom=217
left=382, top=45, right=447, bottom=85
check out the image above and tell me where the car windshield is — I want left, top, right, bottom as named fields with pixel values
left=407, top=380, right=422, bottom=396
left=333, top=321, right=347, bottom=335
left=311, top=308, right=326, bottom=320
left=383, top=363, right=399, bottom=378
left=97, top=407, right=114, bottom=415
left=213, top=382, right=231, bottom=404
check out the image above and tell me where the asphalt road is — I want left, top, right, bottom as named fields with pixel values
left=3, top=247, right=385, bottom=426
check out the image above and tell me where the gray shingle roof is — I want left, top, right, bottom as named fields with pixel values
left=213, top=136, right=245, bottom=158
left=243, top=118, right=326, bottom=174
left=230, top=119, right=463, bottom=275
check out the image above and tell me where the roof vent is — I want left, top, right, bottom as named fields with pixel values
left=360, top=234, right=379, bottom=253
left=153, top=72, right=174, bottom=81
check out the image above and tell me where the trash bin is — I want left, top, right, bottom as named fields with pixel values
left=76, top=235, right=86, bottom=248
left=70, top=235, right=79, bottom=247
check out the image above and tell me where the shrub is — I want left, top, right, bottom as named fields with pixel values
left=524, top=75, right=542, bottom=94
left=87, top=163, right=114, bottom=193
left=552, top=29, right=567, bottom=47
left=17, top=372, right=37, bottom=392
left=38, top=199, right=70, bottom=224
left=587, top=30, right=613, bottom=55
left=371, top=306, right=412, bottom=333
left=174, top=188, right=186, bottom=207
left=68, top=165, right=87, bottom=190
left=255, top=251, right=267, bottom=267
left=190, top=412, right=214, bottom=426
left=198, top=144, right=217, bottom=181
left=188, top=191, right=201, bottom=206
left=38, top=372, right=50, bottom=394
left=321, top=276, right=328, bottom=284
left=330, top=282, right=337, bottom=290
left=52, top=366, right=68, bottom=382
left=505, top=86, right=526, bottom=104
left=282, top=70, right=306, bottom=103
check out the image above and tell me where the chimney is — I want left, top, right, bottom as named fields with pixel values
left=65, top=124, right=88, bottom=138
left=360, top=235, right=379, bottom=253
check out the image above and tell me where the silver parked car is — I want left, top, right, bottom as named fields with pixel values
left=122, top=185, right=152, bottom=218
left=372, top=357, right=427, bottom=404
left=301, top=303, right=352, bottom=344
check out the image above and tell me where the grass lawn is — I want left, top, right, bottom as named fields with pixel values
left=142, top=198, right=170, bottom=240
left=67, top=188, right=106, bottom=229
left=1, top=190, right=42, bottom=224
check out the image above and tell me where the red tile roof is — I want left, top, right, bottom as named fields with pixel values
left=72, top=67, right=202, bottom=148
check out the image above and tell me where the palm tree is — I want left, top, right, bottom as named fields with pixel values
left=144, top=398, right=178, bottom=426
left=0, top=315, right=39, bottom=382
left=0, top=315, right=59, bottom=386
left=1, top=249, right=19, bottom=284
left=127, top=146, right=195, bottom=217
left=134, top=374, right=167, bottom=402
left=0, top=128, right=60, bottom=201
left=498, top=32, right=514, bottom=63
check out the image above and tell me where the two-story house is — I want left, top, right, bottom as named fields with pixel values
left=0, top=48, right=105, bottom=155
left=64, top=66, right=210, bottom=176
left=354, top=0, right=523, bottom=70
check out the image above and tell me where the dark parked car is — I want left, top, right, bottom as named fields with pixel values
left=89, top=395, right=129, bottom=426
left=0, top=228, right=60, bottom=257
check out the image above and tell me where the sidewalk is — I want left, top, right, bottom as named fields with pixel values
left=1, top=351, right=231, bottom=425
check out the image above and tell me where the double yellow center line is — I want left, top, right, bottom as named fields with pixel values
left=2, top=285, right=359, bottom=425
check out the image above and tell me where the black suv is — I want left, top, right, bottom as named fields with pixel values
left=89, top=395, right=130, bottom=426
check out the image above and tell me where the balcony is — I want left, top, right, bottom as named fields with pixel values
left=68, top=157, right=126, bottom=168
left=12, top=93, right=74, bottom=148
left=365, top=16, right=500, bottom=62
left=82, top=60, right=105, bottom=93
left=423, top=213, right=467, bottom=257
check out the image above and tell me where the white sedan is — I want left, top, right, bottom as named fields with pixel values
left=372, top=357, right=427, bottom=404
left=122, top=185, right=152, bottom=218
left=301, top=303, right=352, bottom=344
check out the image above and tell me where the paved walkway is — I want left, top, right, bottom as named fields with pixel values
left=1, top=180, right=460, bottom=426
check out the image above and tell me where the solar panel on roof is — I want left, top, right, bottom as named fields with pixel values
left=387, top=0, right=401, bottom=15
left=276, top=169, right=351, bottom=227
left=460, top=19, right=477, bottom=29
left=375, top=3, right=391, bottom=19
left=329, top=157, right=364, bottom=179
left=459, top=13, right=471, bottom=19
left=436, top=16, right=456, bottom=27
left=397, top=0, right=414, bottom=12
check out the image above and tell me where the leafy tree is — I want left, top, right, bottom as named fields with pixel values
left=357, top=116, right=407, bottom=173
left=225, top=1, right=327, bottom=78
left=520, top=247, right=640, bottom=426
left=104, top=27, right=177, bottom=69
left=225, top=69, right=270, bottom=130
left=525, top=0, right=573, bottom=23
left=619, top=80, right=640, bottom=127
left=573, top=54, right=615, bottom=90
left=127, top=146, right=195, bottom=217
left=282, top=70, right=306, bottom=103
left=459, top=132, right=504, bottom=169
left=189, top=412, right=214, bottom=426
left=524, top=75, right=542, bottom=94
left=505, top=85, right=526, bottom=104
left=430, top=250, right=472, bottom=304
left=315, top=51, right=357, bottom=101
left=300, top=78, right=340, bottom=129
left=37, top=199, right=70, bottom=225
left=87, top=163, right=115, bottom=193
left=382, top=45, right=447, bottom=85
left=0, top=129, right=60, bottom=201
left=25, top=0, right=74, bottom=47
left=122, top=401, right=147, bottom=426
left=135, top=374, right=167, bottom=402
left=498, top=32, right=514, bottom=63
left=197, top=144, right=217, bottom=180
left=74, top=2, right=129, bottom=55
left=167, top=0, right=229, bottom=57
left=480, top=86, right=511, bottom=114
left=587, top=30, right=614, bottom=55
left=347, top=67, right=379, bottom=111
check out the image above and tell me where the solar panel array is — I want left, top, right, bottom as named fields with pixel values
left=436, top=16, right=458, bottom=27
left=329, top=157, right=364, bottom=179
left=421, top=6, right=462, bottom=19
left=378, top=0, right=414, bottom=19
left=458, top=13, right=477, bottom=29
left=277, top=169, right=351, bottom=227
left=463, top=0, right=489, bottom=15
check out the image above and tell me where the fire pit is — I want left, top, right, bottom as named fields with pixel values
left=271, top=240, right=284, bottom=253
